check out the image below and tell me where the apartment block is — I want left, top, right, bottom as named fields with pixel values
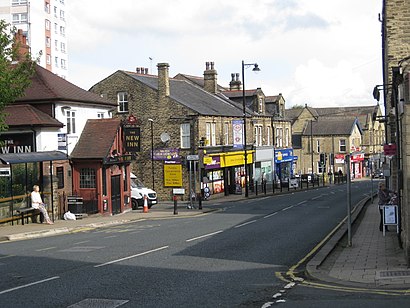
left=0, top=0, right=68, bottom=78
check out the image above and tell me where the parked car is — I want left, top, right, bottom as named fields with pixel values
left=130, top=173, right=157, bottom=210
left=372, top=169, right=384, bottom=178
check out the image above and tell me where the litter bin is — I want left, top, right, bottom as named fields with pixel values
left=67, top=196, right=83, bottom=213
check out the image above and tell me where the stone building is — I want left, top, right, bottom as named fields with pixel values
left=90, top=63, right=272, bottom=201
left=286, top=104, right=384, bottom=177
left=380, top=0, right=410, bottom=264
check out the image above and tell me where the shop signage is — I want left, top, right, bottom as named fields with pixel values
left=383, top=143, right=396, bottom=156
left=123, top=126, right=140, bottom=152
left=205, top=156, right=221, bottom=170
left=351, top=153, right=364, bottom=162
left=153, top=148, right=180, bottom=161
left=164, top=163, right=182, bottom=187
left=335, top=154, right=345, bottom=164
left=0, top=132, right=33, bottom=154
left=274, top=149, right=294, bottom=163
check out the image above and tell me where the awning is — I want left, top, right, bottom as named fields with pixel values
left=0, top=150, right=67, bottom=164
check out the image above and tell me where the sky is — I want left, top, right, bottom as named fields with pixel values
left=66, top=0, right=383, bottom=109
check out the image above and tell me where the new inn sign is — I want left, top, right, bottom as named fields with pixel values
left=123, top=125, right=140, bottom=153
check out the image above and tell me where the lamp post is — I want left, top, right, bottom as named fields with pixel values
left=242, top=60, right=260, bottom=197
left=148, top=118, right=155, bottom=190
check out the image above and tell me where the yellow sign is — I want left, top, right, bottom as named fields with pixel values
left=218, top=151, right=254, bottom=167
left=164, top=164, right=182, bottom=187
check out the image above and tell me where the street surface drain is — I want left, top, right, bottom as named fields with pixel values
left=67, top=298, right=128, bottom=308
left=378, top=270, right=410, bottom=278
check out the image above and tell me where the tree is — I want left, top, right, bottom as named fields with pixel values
left=0, top=20, right=36, bottom=132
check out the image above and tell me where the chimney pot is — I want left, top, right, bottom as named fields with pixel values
left=236, top=73, right=239, bottom=81
left=206, top=62, right=210, bottom=70
left=210, top=62, right=214, bottom=70
left=136, top=67, right=140, bottom=74
left=231, top=73, right=235, bottom=81
left=145, top=68, right=148, bottom=74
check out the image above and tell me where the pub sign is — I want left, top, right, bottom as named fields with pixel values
left=123, top=125, right=140, bottom=153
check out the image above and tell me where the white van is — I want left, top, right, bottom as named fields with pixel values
left=130, top=173, right=157, bottom=210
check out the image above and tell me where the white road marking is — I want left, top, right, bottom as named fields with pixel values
left=94, top=246, right=169, bottom=268
left=186, top=230, right=223, bottom=242
left=311, top=195, right=322, bottom=200
left=0, top=276, right=60, bottom=295
left=73, top=240, right=90, bottom=245
left=297, top=201, right=307, bottom=205
left=234, top=220, right=257, bottom=228
left=264, top=212, right=278, bottom=218
left=35, top=246, right=57, bottom=252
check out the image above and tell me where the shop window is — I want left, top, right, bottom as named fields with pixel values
left=80, top=168, right=96, bottom=188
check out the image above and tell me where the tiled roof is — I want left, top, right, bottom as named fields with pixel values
left=4, top=104, right=63, bottom=128
left=122, top=71, right=244, bottom=117
left=222, top=89, right=258, bottom=98
left=302, top=118, right=361, bottom=136
left=173, top=73, right=228, bottom=91
left=15, top=64, right=116, bottom=107
left=70, top=118, right=122, bottom=159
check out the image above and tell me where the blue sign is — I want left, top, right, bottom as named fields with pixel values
left=275, top=148, right=294, bottom=163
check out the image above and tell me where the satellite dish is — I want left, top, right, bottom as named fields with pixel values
left=160, top=132, right=170, bottom=143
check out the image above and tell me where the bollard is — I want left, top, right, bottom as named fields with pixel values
left=173, top=195, right=178, bottom=215
left=198, top=193, right=202, bottom=210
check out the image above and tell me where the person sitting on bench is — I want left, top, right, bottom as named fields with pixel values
left=31, top=185, right=53, bottom=225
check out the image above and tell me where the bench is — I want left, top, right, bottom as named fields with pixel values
left=16, top=207, right=42, bottom=225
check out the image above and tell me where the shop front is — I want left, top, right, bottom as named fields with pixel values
left=274, top=148, right=295, bottom=182
left=351, top=152, right=365, bottom=179
left=203, top=150, right=254, bottom=196
left=254, top=148, right=274, bottom=184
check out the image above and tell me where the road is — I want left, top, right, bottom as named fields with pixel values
left=1, top=180, right=407, bottom=307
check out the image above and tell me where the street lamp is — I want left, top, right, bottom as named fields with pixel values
left=242, top=60, right=260, bottom=197
left=148, top=118, right=155, bottom=190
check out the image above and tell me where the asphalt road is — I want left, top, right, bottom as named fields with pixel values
left=1, top=180, right=397, bottom=308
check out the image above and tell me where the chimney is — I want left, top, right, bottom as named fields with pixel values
left=13, top=29, right=30, bottom=61
left=229, top=72, right=242, bottom=91
left=157, top=63, right=170, bottom=97
left=136, top=67, right=141, bottom=74
left=203, top=61, right=218, bottom=94
left=144, top=68, right=148, bottom=74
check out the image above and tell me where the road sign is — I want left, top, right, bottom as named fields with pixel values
left=186, top=155, right=199, bottom=161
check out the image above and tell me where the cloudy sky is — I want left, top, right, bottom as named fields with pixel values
left=66, top=0, right=383, bottom=108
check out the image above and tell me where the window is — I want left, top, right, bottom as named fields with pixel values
left=60, top=26, right=65, bottom=36
left=97, top=112, right=104, bottom=119
left=80, top=168, right=96, bottom=188
left=45, top=19, right=51, bottom=30
left=339, top=139, right=346, bottom=152
left=60, top=0, right=65, bottom=4
left=60, top=42, right=66, bottom=53
left=46, top=54, right=51, bottom=64
left=180, top=123, right=190, bottom=148
left=44, top=1, right=50, bottom=13
left=266, top=126, right=271, bottom=146
left=54, top=56, right=59, bottom=67
left=224, top=122, right=229, bottom=145
left=12, top=0, right=28, bottom=5
left=55, top=40, right=58, bottom=50
left=56, top=167, right=64, bottom=188
left=316, top=139, right=320, bottom=153
left=54, top=23, right=58, bottom=34
left=117, top=92, right=128, bottom=112
left=54, top=6, right=58, bottom=17
left=254, top=125, right=262, bottom=146
left=60, top=10, right=65, bottom=20
left=45, top=36, right=51, bottom=47
left=258, top=98, right=263, bottom=113
left=205, top=122, right=216, bottom=146
left=276, top=127, right=283, bottom=147
left=66, top=110, right=76, bottom=134
left=12, top=13, right=28, bottom=24
left=285, top=128, right=289, bottom=147
left=61, top=59, right=66, bottom=69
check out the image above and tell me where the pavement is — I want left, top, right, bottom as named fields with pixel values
left=1, top=185, right=409, bottom=291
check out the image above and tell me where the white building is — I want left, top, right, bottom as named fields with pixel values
left=0, top=0, right=68, bottom=78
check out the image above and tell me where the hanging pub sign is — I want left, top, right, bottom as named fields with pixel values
left=123, top=125, right=140, bottom=153
left=0, top=132, right=34, bottom=154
